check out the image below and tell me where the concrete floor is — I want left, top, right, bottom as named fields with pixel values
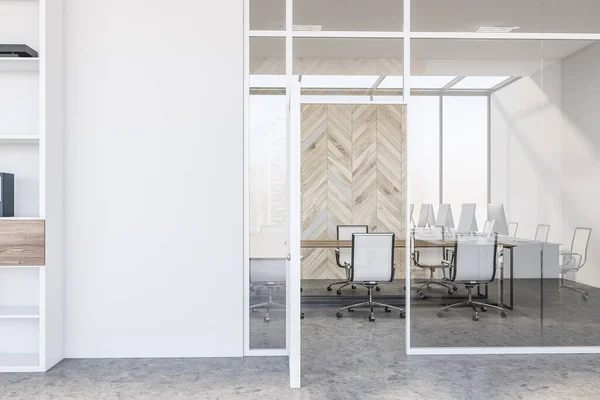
left=3, top=279, right=600, bottom=399
left=3, top=309, right=600, bottom=399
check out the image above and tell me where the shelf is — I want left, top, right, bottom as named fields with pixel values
left=0, top=135, right=39, bottom=144
left=0, top=306, right=39, bottom=319
left=0, top=353, right=40, bottom=372
left=0, top=58, right=39, bottom=73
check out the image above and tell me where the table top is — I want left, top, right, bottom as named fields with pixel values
left=301, top=238, right=517, bottom=249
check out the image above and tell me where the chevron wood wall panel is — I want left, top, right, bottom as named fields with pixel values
left=301, top=104, right=407, bottom=279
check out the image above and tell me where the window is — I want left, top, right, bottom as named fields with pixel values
left=442, top=96, right=488, bottom=226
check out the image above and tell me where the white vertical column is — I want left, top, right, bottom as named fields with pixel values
left=286, top=0, right=302, bottom=389
left=403, top=0, right=412, bottom=353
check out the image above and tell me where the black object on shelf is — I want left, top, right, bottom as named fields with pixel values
left=0, top=173, right=15, bottom=218
left=0, top=44, right=38, bottom=58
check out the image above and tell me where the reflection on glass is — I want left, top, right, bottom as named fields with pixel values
left=249, top=93, right=287, bottom=349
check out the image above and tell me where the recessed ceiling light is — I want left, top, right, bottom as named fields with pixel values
left=475, top=26, right=520, bottom=33
left=292, top=24, right=323, bottom=31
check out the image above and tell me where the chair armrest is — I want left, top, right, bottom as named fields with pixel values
left=441, top=260, right=453, bottom=267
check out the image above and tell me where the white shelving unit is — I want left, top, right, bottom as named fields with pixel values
left=0, top=0, right=64, bottom=373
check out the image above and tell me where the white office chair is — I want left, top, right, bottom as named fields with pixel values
left=250, top=258, right=286, bottom=322
left=437, top=234, right=507, bottom=321
left=412, top=226, right=457, bottom=299
left=508, top=222, right=519, bottom=238
left=482, top=220, right=496, bottom=237
left=534, top=224, right=551, bottom=242
left=559, top=227, right=592, bottom=300
left=327, top=225, right=380, bottom=294
left=335, top=233, right=405, bottom=322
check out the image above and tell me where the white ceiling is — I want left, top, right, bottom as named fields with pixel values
left=251, top=0, right=600, bottom=33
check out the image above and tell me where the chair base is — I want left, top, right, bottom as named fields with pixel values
left=327, top=281, right=380, bottom=295
left=559, top=275, right=589, bottom=300
left=336, top=286, right=405, bottom=322
left=437, top=286, right=507, bottom=321
left=250, top=286, right=285, bottom=322
left=559, top=284, right=589, bottom=300
left=412, top=269, right=458, bottom=299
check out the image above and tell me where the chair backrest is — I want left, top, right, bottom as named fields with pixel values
left=571, top=227, right=592, bottom=267
left=337, top=225, right=368, bottom=267
left=436, top=204, right=455, bottom=229
left=487, top=204, right=509, bottom=235
left=508, top=222, right=519, bottom=238
left=410, top=204, right=415, bottom=226
left=417, top=204, right=435, bottom=227
left=457, top=203, right=478, bottom=234
left=350, top=233, right=395, bottom=283
left=482, top=220, right=496, bottom=237
left=250, top=258, right=286, bottom=283
left=451, top=234, right=498, bottom=282
left=534, top=224, right=551, bottom=242
left=413, top=226, right=445, bottom=267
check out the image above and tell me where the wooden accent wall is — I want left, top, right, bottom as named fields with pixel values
left=301, top=104, right=406, bottom=279
left=0, top=220, right=45, bottom=266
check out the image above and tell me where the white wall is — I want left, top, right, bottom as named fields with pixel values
left=491, top=63, right=563, bottom=244
left=64, top=0, right=243, bottom=357
left=561, top=42, right=600, bottom=288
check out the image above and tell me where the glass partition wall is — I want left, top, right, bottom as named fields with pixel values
left=245, top=0, right=600, bottom=379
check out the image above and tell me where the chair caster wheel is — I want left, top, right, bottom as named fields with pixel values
left=583, top=294, right=589, bottom=301
left=453, top=286, right=458, bottom=292
left=336, top=311, right=343, bottom=318
left=300, top=287, right=303, bottom=292
left=399, top=311, right=406, bottom=319
left=352, top=285, right=357, bottom=289
left=301, top=313, right=305, bottom=319
left=327, top=286, right=333, bottom=292
left=501, top=311, right=508, bottom=318
left=480, top=306, right=487, bottom=312
left=448, top=290, right=453, bottom=295
left=368, top=315, right=375, bottom=322
left=336, top=289, right=342, bottom=295
left=376, top=287, right=381, bottom=292
left=385, top=307, right=391, bottom=313
left=264, top=317, right=270, bottom=322
left=251, top=309, right=258, bottom=313
left=437, top=311, right=444, bottom=317
left=348, top=307, right=354, bottom=312
left=472, top=314, right=479, bottom=321
left=420, top=294, right=427, bottom=300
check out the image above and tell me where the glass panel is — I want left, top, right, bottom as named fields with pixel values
left=540, top=40, right=600, bottom=346
left=452, top=76, right=511, bottom=90
left=294, top=38, right=403, bottom=100
left=442, top=96, right=488, bottom=227
left=250, top=0, right=285, bottom=30
left=249, top=38, right=286, bottom=349
left=413, top=0, right=600, bottom=33
left=408, top=96, right=440, bottom=209
left=294, top=0, right=403, bottom=32
left=294, top=38, right=407, bottom=305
